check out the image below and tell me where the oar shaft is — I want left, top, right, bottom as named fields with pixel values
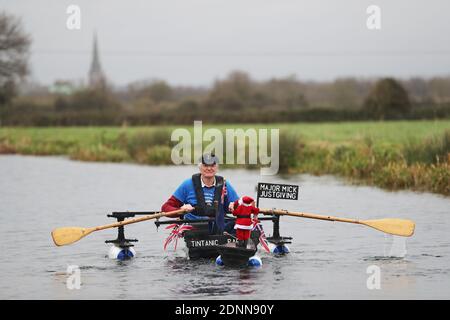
left=51, top=208, right=188, bottom=247
left=93, top=209, right=186, bottom=232
left=260, top=209, right=361, bottom=225
left=260, top=208, right=415, bottom=237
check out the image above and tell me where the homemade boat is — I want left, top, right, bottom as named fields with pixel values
left=51, top=207, right=415, bottom=268
left=105, top=211, right=292, bottom=266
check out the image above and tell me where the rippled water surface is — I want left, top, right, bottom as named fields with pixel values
left=1, top=155, right=449, bottom=299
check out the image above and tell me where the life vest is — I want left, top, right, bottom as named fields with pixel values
left=191, top=173, right=224, bottom=217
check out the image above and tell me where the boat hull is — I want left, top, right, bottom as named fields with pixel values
left=183, top=222, right=260, bottom=259
left=216, top=243, right=258, bottom=267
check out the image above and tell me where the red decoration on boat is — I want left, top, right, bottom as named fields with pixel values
left=163, top=224, right=194, bottom=251
left=254, top=223, right=271, bottom=253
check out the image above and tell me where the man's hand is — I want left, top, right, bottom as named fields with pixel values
left=181, top=204, right=195, bottom=212
left=228, top=202, right=235, bottom=212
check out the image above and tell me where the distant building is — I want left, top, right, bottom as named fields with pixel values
left=49, top=80, right=79, bottom=95
left=88, top=33, right=107, bottom=88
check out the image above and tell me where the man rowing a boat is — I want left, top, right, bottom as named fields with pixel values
left=161, top=152, right=240, bottom=234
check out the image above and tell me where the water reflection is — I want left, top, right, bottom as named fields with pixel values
left=165, top=257, right=265, bottom=297
left=380, top=259, right=416, bottom=295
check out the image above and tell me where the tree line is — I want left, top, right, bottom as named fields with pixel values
left=1, top=11, right=449, bottom=126
left=2, top=72, right=449, bottom=126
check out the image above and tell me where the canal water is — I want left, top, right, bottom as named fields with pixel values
left=0, top=155, right=449, bottom=299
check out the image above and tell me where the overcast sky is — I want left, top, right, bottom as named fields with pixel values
left=1, top=0, right=450, bottom=87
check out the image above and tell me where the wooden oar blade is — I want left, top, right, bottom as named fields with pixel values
left=362, top=219, right=415, bottom=237
left=51, top=227, right=92, bottom=246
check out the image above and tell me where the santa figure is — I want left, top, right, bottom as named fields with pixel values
left=232, top=196, right=259, bottom=248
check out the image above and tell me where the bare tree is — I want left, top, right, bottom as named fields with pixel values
left=0, top=11, right=31, bottom=104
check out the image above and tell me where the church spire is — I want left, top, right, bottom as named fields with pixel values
left=88, top=32, right=106, bottom=88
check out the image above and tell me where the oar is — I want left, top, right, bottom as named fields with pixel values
left=260, top=209, right=415, bottom=237
left=51, top=208, right=187, bottom=247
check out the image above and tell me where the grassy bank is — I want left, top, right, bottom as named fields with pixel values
left=0, top=120, right=449, bottom=195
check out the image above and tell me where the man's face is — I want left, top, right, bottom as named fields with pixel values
left=200, top=163, right=218, bottom=178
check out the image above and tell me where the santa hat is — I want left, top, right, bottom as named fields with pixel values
left=238, top=196, right=255, bottom=206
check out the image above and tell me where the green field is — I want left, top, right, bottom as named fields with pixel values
left=1, top=120, right=449, bottom=195
left=1, top=120, right=449, bottom=142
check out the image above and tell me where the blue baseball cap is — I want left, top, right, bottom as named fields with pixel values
left=201, top=152, right=219, bottom=165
